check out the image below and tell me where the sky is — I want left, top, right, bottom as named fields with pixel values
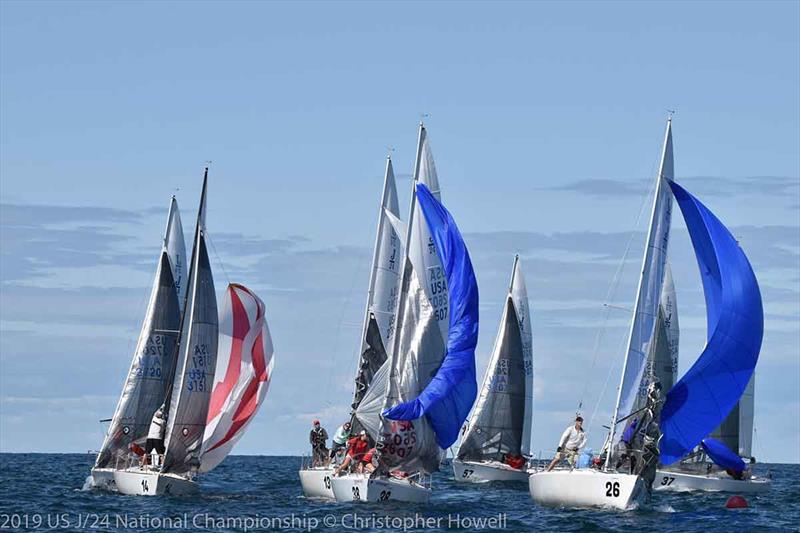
left=1, top=1, right=798, bottom=463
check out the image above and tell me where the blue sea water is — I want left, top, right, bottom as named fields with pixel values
left=0, top=454, right=797, bottom=532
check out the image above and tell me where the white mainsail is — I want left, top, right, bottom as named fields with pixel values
left=379, top=124, right=449, bottom=474
left=94, top=198, right=185, bottom=469
left=162, top=170, right=220, bottom=476
left=606, top=119, right=674, bottom=461
left=350, top=157, right=404, bottom=421
left=458, top=256, right=533, bottom=461
left=199, top=283, right=275, bottom=473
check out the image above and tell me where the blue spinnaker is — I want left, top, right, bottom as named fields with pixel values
left=701, top=438, right=746, bottom=473
left=659, top=181, right=763, bottom=465
left=382, top=183, right=479, bottom=449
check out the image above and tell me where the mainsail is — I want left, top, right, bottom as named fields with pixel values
left=710, top=375, right=755, bottom=458
left=350, top=156, right=404, bottom=432
left=379, top=150, right=479, bottom=475
left=659, top=180, right=763, bottom=465
left=162, top=170, right=220, bottom=476
left=631, top=262, right=679, bottom=416
left=94, top=198, right=185, bottom=469
left=606, top=118, right=674, bottom=460
left=199, top=283, right=275, bottom=473
left=458, top=255, right=533, bottom=462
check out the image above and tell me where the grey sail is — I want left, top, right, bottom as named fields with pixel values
left=94, top=200, right=184, bottom=469
left=458, top=298, right=525, bottom=462
left=350, top=157, right=403, bottom=434
left=162, top=172, right=219, bottom=476
left=710, top=374, right=755, bottom=458
left=354, top=361, right=390, bottom=441
left=378, top=126, right=448, bottom=474
left=350, top=314, right=389, bottom=434
left=631, top=261, right=679, bottom=417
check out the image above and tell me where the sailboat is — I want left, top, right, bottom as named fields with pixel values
left=652, top=186, right=768, bottom=493
left=453, top=255, right=534, bottom=483
left=299, top=154, right=404, bottom=500
left=90, top=196, right=186, bottom=490
left=96, top=170, right=275, bottom=496
left=529, top=119, right=677, bottom=510
left=531, top=118, right=766, bottom=509
left=330, top=123, right=479, bottom=503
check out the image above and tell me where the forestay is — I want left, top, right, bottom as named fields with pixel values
left=200, top=284, right=275, bottom=473
left=458, top=256, right=533, bottom=462
left=163, top=172, right=220, bottom=476
left=659, top=181, right=763, bottom=465
left=94, top=199, right=185, bottom=469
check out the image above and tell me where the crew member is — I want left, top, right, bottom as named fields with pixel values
left=547, top=416, right=587, bottom=471
left=330, top=421, right=351, bottom=460
left=309, top=420, right=329, bottom=467
left=143, top=406, right=166, bottom=467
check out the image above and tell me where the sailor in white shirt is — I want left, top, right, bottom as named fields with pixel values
left=143, top=406, right=166, bottom=466
left=547, top=416, right=587, bottom=471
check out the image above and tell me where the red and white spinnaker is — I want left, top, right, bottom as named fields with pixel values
left=199, top=283, right=275, bottom=473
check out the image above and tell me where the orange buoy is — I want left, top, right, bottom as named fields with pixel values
left=725, top=495, right=748, bottom=509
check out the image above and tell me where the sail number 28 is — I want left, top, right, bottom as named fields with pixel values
left=605, top=481, right=620, bottom=497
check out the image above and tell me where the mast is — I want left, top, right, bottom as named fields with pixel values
left=386, top=123, right=426, bottom=371
left=509, top=254, right=520, bottom=293
left=163, top=167, right=208, bottom=420
left=604, top=119, right=672, bottom=470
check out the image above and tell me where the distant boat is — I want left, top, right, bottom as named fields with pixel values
left=299, top=154, right=404, bottom=500
left=92, top=169, right=275, bottom=496
left=453, top=255, right=534, bottom=483
left=331, top=123, right=479, bottom=503
left=530, top=118, right=677, bottom=510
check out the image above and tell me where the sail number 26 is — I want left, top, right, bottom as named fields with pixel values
left=605, top=481, right=620, bottom=497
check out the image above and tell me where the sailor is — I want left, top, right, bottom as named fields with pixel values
left=329, top=421, right=351, bottom=460
left=360, top=447, right=378, bottom=474
left=334, top=430, right=370, bottom=475
left=546, top=416, right=587, bottom=471
left=309, top=420, right=329, bottom=467
left=143, top=406, right=166, bottom=467
left=615, top=417, right=638, bottom=473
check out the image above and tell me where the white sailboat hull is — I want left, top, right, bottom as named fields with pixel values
left=529, top=469, right=647, bottom=510
left=453, top=459, right=530, bottom=483
left=113, top=469, right=197, bottom=496
left=330, top=473, right=431, bottom=503
left=654, top=469, right=771, bottom=493
left=298, top=467, right=336, bottom=500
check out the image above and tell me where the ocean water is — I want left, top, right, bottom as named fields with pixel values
left=0, top=454, right=797, bottom=532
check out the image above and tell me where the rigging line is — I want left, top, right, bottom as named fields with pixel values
left=587, top=328, right=629, bottom=434
left=323, top=252, right=368, bottom=409
left=204, top=230, right=232, bottom=287
left=575, top=171, right=660, bottom=414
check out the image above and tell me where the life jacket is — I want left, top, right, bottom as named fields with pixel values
left=347, top=437, right=369, bottom=458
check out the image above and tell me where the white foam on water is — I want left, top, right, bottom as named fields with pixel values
left=80, top=475, right=95, bottom=491
left=655, top=504, right=676, bottom=513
